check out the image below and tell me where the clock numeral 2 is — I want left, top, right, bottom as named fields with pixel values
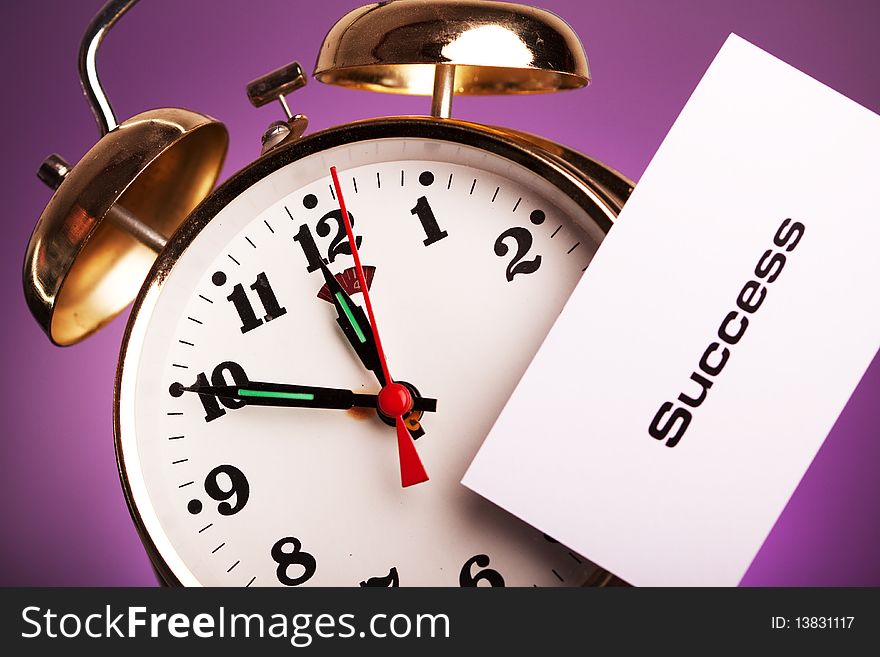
left=272, top=537, right=317, bottom=586
left=459, top=554, right=505, bottom=587
left=494, top=227, right=542, bottom=282
left=191, top=361, right=249, bottom=423
left=293, top=210, right=363, bottom=273
left=410, top=196, right=448, bottom=246
left=226, top=272, right=286, bottom=334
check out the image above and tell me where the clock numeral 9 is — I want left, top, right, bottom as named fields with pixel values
left=293, top=210, right=363, bottom=273
left=494, top=227, right=542, bottom=282
left=271, top=537, right=317, bottom=586
left=226, top=272, right=287, bottom=334
left=204, top=464, right=249, bottom=516
left=459, top=554, right=505, bottom=587
left=189, top=361, right=249, bottom=423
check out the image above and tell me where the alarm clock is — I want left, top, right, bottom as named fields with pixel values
left=23, top=0, right=632, bottom=586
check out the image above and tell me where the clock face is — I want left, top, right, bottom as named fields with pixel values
left=117, top=129, right=610, bottom=586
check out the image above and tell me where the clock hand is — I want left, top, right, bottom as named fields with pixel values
left=185, top=381, right=437, bottom=412
left=330, top=165, right=429, bottom=487
left=317, top=260, right=386, bottom=386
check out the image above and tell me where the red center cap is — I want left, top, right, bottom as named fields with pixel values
left=377, top=383, right=413, bottom=418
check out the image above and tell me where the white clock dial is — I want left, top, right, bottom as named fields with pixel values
left=118, top=134, right=608, bottom=586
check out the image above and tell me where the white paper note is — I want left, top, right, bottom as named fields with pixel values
left=462, top=34, right=880, bottom=586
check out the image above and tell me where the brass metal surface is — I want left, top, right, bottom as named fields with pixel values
left=314, top=0, right=590, bottom=96
left=23, top=108, right=227, bottom=345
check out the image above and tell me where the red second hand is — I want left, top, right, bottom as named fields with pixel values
left=329, top=166, right=429, bottom=487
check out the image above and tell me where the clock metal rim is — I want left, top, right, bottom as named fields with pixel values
left=114, top=116, right=627, bottom=587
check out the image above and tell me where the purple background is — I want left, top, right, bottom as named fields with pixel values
left=1, top=0, right=878, bottom=586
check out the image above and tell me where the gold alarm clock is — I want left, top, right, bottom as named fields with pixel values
left=24, top=0, right=632, bottom=587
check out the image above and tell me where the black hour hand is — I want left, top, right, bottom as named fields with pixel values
left=318, top=261, right=386, bottom=385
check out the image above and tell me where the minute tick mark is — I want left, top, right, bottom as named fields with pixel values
left=469, top=179, right=477, bottom=195
left=491, top=187, right=500, bottom=202
left=198, top=294, right=213, bottom=304
left=227, top=560, right=240, bottom=573
left=245, top=236, right=256, bottom=249
left=263, top=219, right=274, bottom=233
left=227, top=254, right=240, bottom=266
left=512, top=197, right=522, bottom=212
left=550, top=225, right=561, bottom=238
left=567, top=242, right=580, bottom=254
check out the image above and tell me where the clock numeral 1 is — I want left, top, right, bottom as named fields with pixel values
left=410, top=196, right=448, bottom=246
left=226, top=272, right=287, bottom=334
left=271, top=537, right=317, bottom=586
left=459, top=554, right=505, bottom=587
left=191, top=361, right=249, bottom=423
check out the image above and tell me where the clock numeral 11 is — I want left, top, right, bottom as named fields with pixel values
left=226, top=272, right=287, bottom=334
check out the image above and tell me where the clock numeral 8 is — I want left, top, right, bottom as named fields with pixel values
left=271, top=537, right=317, bottom=586
left=494, top=227, right=542, bottom=282
left=293, top=210, right=363, bottom=273
left=459, top=554, right=505, bottom=587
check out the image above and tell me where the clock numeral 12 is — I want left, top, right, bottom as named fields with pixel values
left=410, top=196, right=448, bottom=246
left=293, top=210, right=363, bottom=273
left=226, top=271, right=287, bottom=334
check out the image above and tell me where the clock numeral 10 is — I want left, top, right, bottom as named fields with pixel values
left=190, top=361, right=249, bottom=423
left=410, top=196, right=448, bottom=246
left=226, top=271, right=286, bottom=334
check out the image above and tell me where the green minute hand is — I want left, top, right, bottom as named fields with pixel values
left=185, top=381, right=437, bottom=413
left=318, top=261, right=386, bottom=386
